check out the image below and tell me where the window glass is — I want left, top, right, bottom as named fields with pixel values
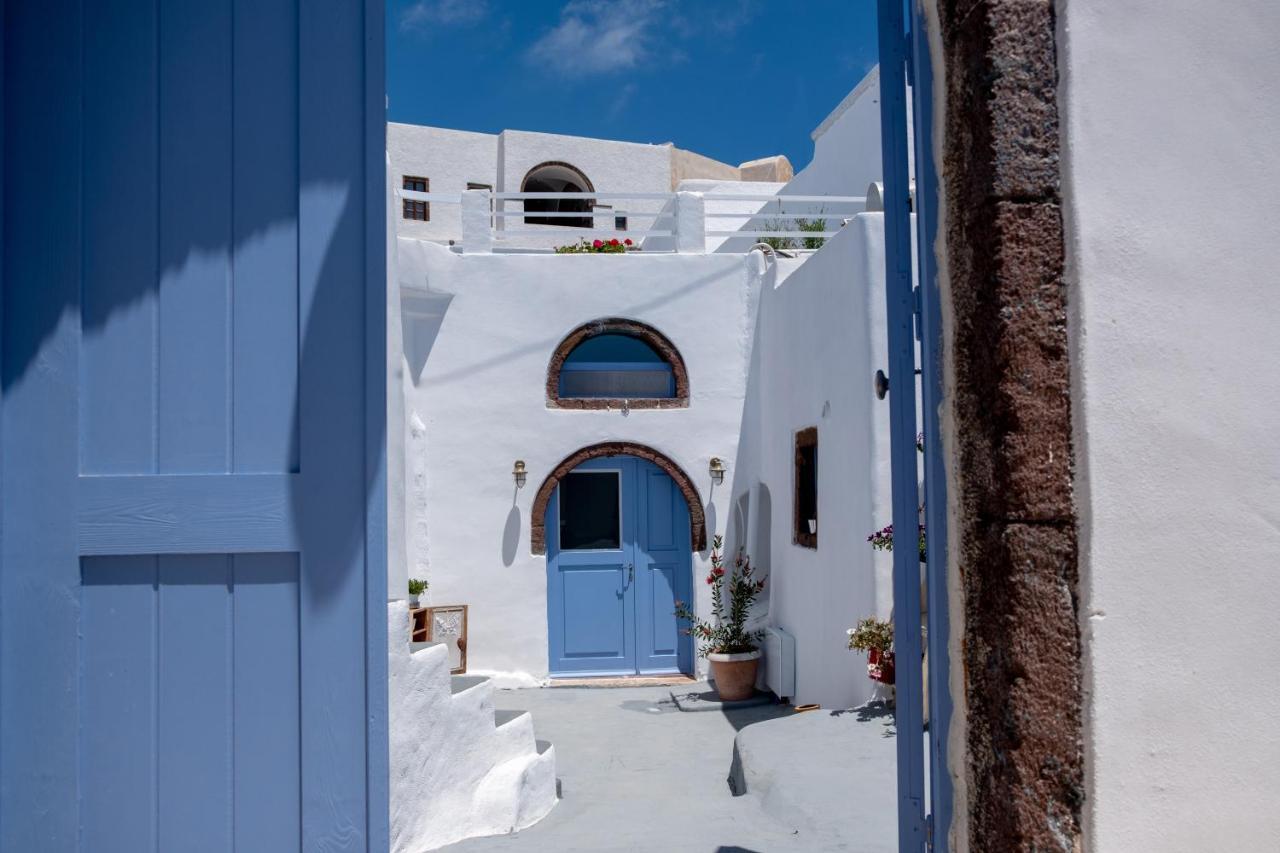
left=559, top=472, right=621, bottom=550
left=794, top=427, right=818, bottom=548
left=559, top=334, right=675, bottom=399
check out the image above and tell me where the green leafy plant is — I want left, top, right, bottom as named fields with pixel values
left=758, top=219, right=797, bottom=251
left=408, top=578, right=428, bottom=596
left=554, top=237, right=633, bottom=254
left=673, top=535, right=766, bottom=657
left=795, top=216, right=827, bottom=250
left=846, top=616, right=893, bottom=652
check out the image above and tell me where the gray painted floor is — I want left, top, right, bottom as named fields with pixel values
left=440, top=683, right=898, bottom=853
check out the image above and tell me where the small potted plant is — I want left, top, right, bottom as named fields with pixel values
left=674, top=535, right=766, bottom=701
left=847, top=616, right=895, bottom=684
left=408, top=578, right=427, bottom=608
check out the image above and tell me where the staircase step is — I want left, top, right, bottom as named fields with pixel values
left=494, top=709, right=529, bottom=729
left=450, top=674, right=489, bottom=695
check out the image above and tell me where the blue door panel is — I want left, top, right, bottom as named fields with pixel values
left=560, top=565, right=629, bottom=659
left=80, top=554, right=304, bottom=853
left=80, top=558, right=160, bottom=853
left=547, top=456, right=692, bottom=676
left=1, top=0, right=386, bottom=849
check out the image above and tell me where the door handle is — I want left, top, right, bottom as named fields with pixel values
left=626, top=563, right=634, bottom=585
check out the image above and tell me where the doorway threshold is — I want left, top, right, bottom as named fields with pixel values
left=548, top=674, right=698, bottom=689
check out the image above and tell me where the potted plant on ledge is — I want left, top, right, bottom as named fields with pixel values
left=847, top=616, right=895, bottom=684
left=408, top=578, right=427, bottom=609
left=674, top=535, right=766, bottom=701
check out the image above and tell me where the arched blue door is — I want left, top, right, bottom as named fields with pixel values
left=546, top=456, right=693, bottom=676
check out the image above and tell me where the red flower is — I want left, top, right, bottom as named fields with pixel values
left=713, top=566, right=725, bottom=577
left=609, top=238, right=620, bottom=246
left=592, top=239, right=603, bottom=248
left=624, top=238, right=633, bottom=246
left=706, top=574, right=715, bottom=585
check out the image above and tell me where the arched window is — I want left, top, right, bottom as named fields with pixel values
left=521, top=161, right=594, bottom=228
left=547, top=319, right=689, bottom=410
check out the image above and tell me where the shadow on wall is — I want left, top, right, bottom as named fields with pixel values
left=501, top=503, right=521, bottom=567
left=2, top=10, right=383, bottom=609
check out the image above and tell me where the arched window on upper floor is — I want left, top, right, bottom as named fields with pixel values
left=521, top=161, right=594, bottom=228
left=546, top=319, right=689, bottom=410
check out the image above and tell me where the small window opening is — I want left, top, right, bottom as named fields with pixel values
left=402, top=175, right=429, bottom=221
left=559, top=333, right=674, bottom=400
left=521, top=162, right=594, bottom=228
left=794, top=427, right=818, bottom=548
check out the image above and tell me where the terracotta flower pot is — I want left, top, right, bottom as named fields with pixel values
left=708, top=650, right=761, bottom=701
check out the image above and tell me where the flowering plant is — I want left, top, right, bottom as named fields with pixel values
left=674, top=535, right=765, bottom=657
left=846, top=616, right=893, bottom=652
left=554, top=237, right=634, bottom=254
left=867, top=519, right=926, bottom=561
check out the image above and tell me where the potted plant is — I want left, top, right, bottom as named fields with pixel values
left=674, top=535, right=766, bottom=701
left=408, top=578, right=427, bottom=608
left=847, top=616, right=895, bottom=684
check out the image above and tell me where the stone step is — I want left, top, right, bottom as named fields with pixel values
left=493, top=709, right=529, bottom=728
left=450, top=674, right=490, bottom=695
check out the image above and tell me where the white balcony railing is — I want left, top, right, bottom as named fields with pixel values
left=397, top=189, right=867, bottom=253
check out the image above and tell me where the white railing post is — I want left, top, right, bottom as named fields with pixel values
left=675, top=191, right=706, bottom=253
left=461, top=189, right=493, bottom=254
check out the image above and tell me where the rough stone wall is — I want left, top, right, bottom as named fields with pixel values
left=937, top=1, right=1084, bottom=850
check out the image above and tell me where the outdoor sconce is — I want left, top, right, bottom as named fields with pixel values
left=709, top=457, right=726, bottom=485
left=513, top=460, right=527, bottom=488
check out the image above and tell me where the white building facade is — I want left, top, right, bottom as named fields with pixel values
left=388, top=122, right=793, bottom=248
left=388, top=73, right=894, bottom=713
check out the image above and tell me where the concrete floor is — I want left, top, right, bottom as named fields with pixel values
left=440, top=683, right=898, bottom=853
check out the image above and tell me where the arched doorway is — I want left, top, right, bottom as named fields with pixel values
left=543, top=453, right=696, bottom=677
left=521, top=161, right=595, bottom=228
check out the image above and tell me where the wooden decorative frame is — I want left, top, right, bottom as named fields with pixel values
left=425, top=605, right=469, bottom=674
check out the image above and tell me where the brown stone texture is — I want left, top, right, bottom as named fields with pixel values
left=939, top=1, right=1084, bottom=850
left=530, top=441, right=706, bottom=555
left=546, top=318, right=690, bottom=410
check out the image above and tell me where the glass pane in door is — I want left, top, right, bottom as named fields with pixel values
left=559, top=471, right=621, bottom=550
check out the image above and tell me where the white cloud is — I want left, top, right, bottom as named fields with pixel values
left=525, top=0, right=667, bottom=75
left=399, top=0, right=490, bottom=33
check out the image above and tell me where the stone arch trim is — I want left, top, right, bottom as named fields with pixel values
left=546, top=318, right=690, bottom=410
left=530, top=442, right=706, bottom=555
left=519, top=160, right=596, bottom=193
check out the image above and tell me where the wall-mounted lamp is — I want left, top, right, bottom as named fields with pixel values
left=709, top=457, right=726, bottom=486
left=513, top=460, right=527, bottom=488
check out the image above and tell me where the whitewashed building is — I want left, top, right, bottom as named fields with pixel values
left=388, top=122, right=794, bottom=248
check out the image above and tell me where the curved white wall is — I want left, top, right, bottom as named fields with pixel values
left=1060, top=1, right=1280, bottom=848
left=394, top=239, right=757, bottom=682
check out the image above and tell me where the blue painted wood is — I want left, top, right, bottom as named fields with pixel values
left=78, top=474, right=300, bottom=554
left=547, top=456, right=692, bottom=676
left=1, top=0, right=387, bottom=849
left=876, top=1, right=928, bottom=850
left=233, top=553, right=302, bottom=853
left=80, top=557, right=160, bottom=852
left=909, top=2, right=956, bottom=848
left=635, top=463, right=693, bottom=674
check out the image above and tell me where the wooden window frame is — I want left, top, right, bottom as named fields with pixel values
left=402, top=175, right=429, bottom=221
left=793, top=426, right=818, bottom=549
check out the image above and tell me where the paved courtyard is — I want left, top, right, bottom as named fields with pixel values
left=441, top=683, right=898, bottom=853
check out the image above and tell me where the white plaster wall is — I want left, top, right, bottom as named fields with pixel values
left=388, top=123, right=498, bottom=244
left=394, top=238, right=758, bottom=683
left=1059, top=1, right=1280, bottom=848
left=729, top=217, right=893, bottom=710
left=496, top=130, right=674, bottom=251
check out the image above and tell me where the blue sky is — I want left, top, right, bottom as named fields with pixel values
left=387, top=0, right=878, bottom=171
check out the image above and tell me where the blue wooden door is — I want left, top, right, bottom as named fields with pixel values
left=0, top=1, right=388, bottom=851
left=546, top=456, right=692, bottom=676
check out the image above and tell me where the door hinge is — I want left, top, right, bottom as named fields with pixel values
left=925, top=813, right=934, bottom=852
